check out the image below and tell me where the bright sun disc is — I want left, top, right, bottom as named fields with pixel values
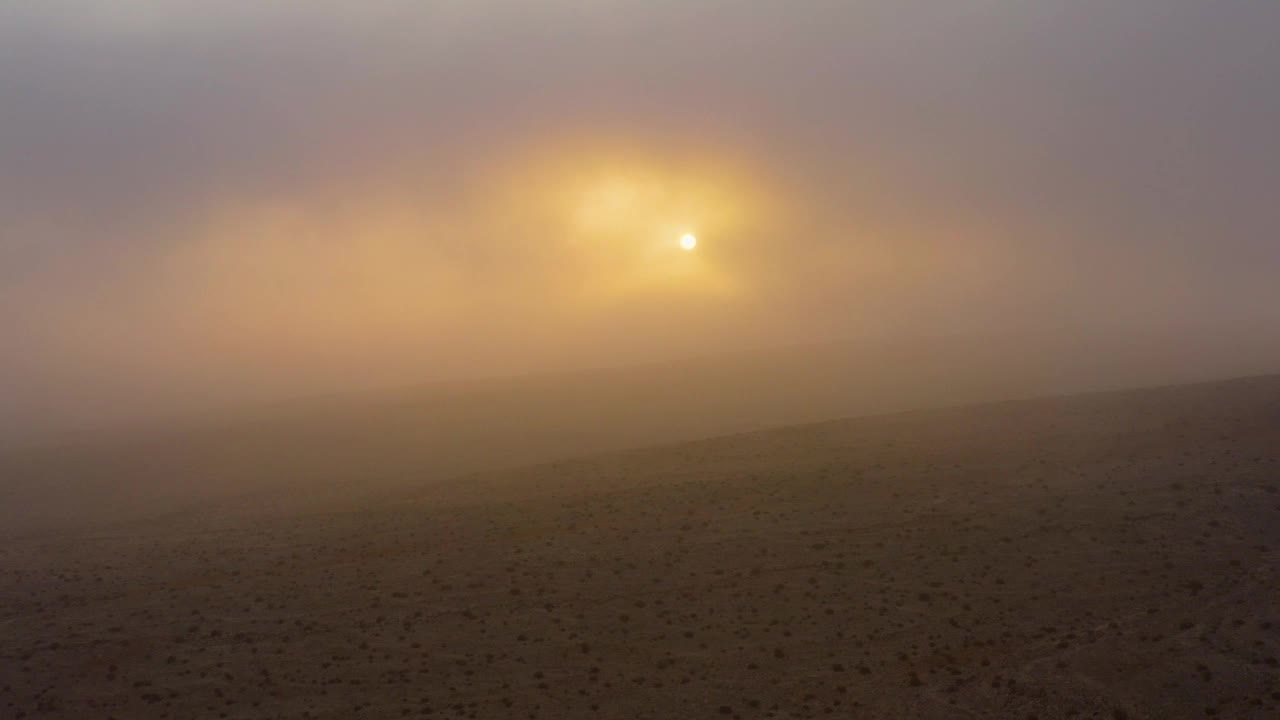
left=680, top=233, right=697, bottom=250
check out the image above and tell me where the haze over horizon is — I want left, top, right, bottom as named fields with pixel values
left=4, top=1, right=1280, bottom=436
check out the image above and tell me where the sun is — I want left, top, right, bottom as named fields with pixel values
left=680, top=233, right=698, bottom=251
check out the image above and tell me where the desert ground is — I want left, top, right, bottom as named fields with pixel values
left=2, top=376, right=1278, bottom=719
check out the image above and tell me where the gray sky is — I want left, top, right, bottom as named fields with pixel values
left=3, top=1, right=1279, bottom=432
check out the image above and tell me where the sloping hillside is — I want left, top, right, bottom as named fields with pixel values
left=2, top=376, right=1278, bottom=718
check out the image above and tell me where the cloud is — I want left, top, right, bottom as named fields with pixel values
left=2, top=1, right=1279, bottom=428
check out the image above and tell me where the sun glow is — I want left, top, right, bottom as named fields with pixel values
left=472, top=134, right=781, bottom=301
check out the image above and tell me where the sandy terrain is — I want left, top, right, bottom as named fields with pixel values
left=2, top=376, right=1278, bottom=719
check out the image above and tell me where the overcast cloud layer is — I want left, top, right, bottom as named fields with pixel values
left=2, top=1, right=1279, bottom=434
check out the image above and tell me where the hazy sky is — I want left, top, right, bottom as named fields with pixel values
left=3, top=1, right=1279, bottom=430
